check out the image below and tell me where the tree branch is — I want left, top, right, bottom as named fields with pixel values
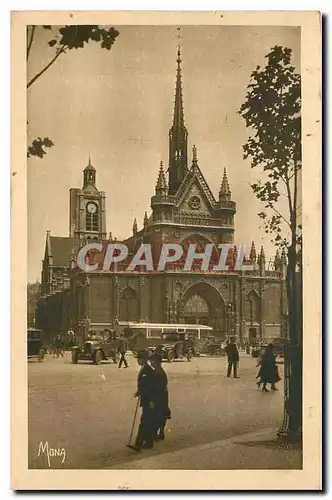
left=27, top=46, right=66, bottom=89
left=27, top=25, right=36, bottom=60
left=268, top=203, right=292, bottom=229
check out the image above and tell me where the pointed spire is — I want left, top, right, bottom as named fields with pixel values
left=155, top=161, right=167, bottom=193
left=133, top=218, right=138, bottom=235
left=168, top=33, right=188, bottom=195
left=173, top=43, right=185, bottom=130
left=143, top=211, right=148, bottom=230
left=192, top=144, right=198, bottom=166
left=281, top=247, right=287, bottom=265
left=219, top=168, right=231, bottom=201
left=259, top=245, right=266, bottom=263
left=249, top=241, right=257, bottom=262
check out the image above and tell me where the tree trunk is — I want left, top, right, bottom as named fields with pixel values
left=278, top=239, right=302, bottom=440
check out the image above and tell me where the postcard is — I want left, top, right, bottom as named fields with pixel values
left=11, top=10, right=321, bottom=490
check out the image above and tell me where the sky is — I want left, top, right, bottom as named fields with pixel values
left=27, top=25, right=300, bottom=283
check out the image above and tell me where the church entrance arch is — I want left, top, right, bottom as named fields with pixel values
left=179, top=281, right=226, bottom=336
left=183, top=294, right=210, bottom=326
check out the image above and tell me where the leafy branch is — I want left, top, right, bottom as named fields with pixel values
left=27, top=25, right=119, bottom=159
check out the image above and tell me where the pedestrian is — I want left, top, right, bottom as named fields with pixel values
left=150, top=353, right=171, bottom=441
left=128, top=350, right=157, bottom=451
left=54, top=334, right=64, bottom=358
left=117, top=332, right=129, bottom=368
left=259, top=343, right=281, bottom=392
left=225, top=336, right=240, bottom=378
left=255, top=354, right=263, bottom=388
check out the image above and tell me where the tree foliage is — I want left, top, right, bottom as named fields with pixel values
left=239, top=45, right=301, bottom=249
left=27, top=137, right=54, bottom=158
left=27, top=25, right=119, bottom=158
left=239, top=45, right=302, bottom=438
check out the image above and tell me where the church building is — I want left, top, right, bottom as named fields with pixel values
left=37, top=45, right=287, bottom=343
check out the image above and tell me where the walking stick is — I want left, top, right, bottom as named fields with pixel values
left=127, top=396, right=140, bottom=449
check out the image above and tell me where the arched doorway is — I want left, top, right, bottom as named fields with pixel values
left=179, top=281, right=226, bottom=335
left=183, top=294, right=210, bottom=325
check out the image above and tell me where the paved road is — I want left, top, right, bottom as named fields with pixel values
left=28, top=353, right=285, bottom=469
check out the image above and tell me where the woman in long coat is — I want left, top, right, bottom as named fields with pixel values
left=258, top=344, right=281, bottom=392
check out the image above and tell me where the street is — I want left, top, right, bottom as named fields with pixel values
left=28, top=353, right=285, bottom=469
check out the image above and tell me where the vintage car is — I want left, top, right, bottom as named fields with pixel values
left=27, top=328, right=46, bottom=362
left=72, top=335, right=120, bottom=365
left=199, top=336, right=225, bottom=357
left=150, top=332, right=195, bottom=362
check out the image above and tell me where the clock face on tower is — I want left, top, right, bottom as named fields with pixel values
left=86, top=202, right=97, bottom=214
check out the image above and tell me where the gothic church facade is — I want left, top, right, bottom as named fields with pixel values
left=37, top=46, right=287, bottom=342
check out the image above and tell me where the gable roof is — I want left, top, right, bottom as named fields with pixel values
left=175, top=163, right=217, bottom=211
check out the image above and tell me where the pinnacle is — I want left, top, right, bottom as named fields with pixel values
left=156, top=161, right=167, bottom=191
left=219, top=168, right=231, bottom=196
left=259, top=245, right=266, bottom=261
left=249, top=241, right=257, bottom=261
left=192, top=145, right=198, bottom=165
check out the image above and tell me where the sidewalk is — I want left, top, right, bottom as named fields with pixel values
left=112, top=428, right=302, bottom=470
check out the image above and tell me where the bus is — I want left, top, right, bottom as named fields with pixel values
left=121, top=322, right=214, bottom=355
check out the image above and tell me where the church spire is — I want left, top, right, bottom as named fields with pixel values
left=173, top=44, right=185, bottom=130
left=168, top=32, right=188, bottom=195
left=219, top=168, right=231, bottom=201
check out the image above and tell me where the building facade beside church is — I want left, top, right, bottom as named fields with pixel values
left=36, top=45, right=287, bottom=343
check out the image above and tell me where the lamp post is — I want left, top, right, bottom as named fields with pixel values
left=226, top=302, right=232, bottom=338
left=246, top=296, right=253, bottom=344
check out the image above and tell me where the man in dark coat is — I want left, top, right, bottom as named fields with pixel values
left=117, top=332, right=129, bottom=368
left=150, top=353, right=171, bottom=441
left=225, top=337, right=240, bottom=378
left=128, top=350, right=157, bottom=451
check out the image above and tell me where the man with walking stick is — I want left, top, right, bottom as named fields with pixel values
left=127, top=350, right=157, bottom=451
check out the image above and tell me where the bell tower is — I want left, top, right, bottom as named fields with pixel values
left=69, top=157, right=107, bottom=240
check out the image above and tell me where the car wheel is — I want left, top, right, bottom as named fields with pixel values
left=215, top=349, right=222, bottom=356
left=93, top=350, right=102, bottom=365
left=38, top=349, right=45, bottom=362
left=167, top=350, right=174, bottom=363
left=72, top=349, right=79, bottom=364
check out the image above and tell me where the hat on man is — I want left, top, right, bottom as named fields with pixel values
left=137, top=350, right=149, bottom=362
left=149, top=352, right=163, bottom=364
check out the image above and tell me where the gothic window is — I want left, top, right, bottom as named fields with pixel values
left=86, top=202, right=99, bottom=232
left=119, top=287, right=139, bottom=322
left=184, top=294, right=209, bottom=314
left=246, top=290, right=260, bottom=324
